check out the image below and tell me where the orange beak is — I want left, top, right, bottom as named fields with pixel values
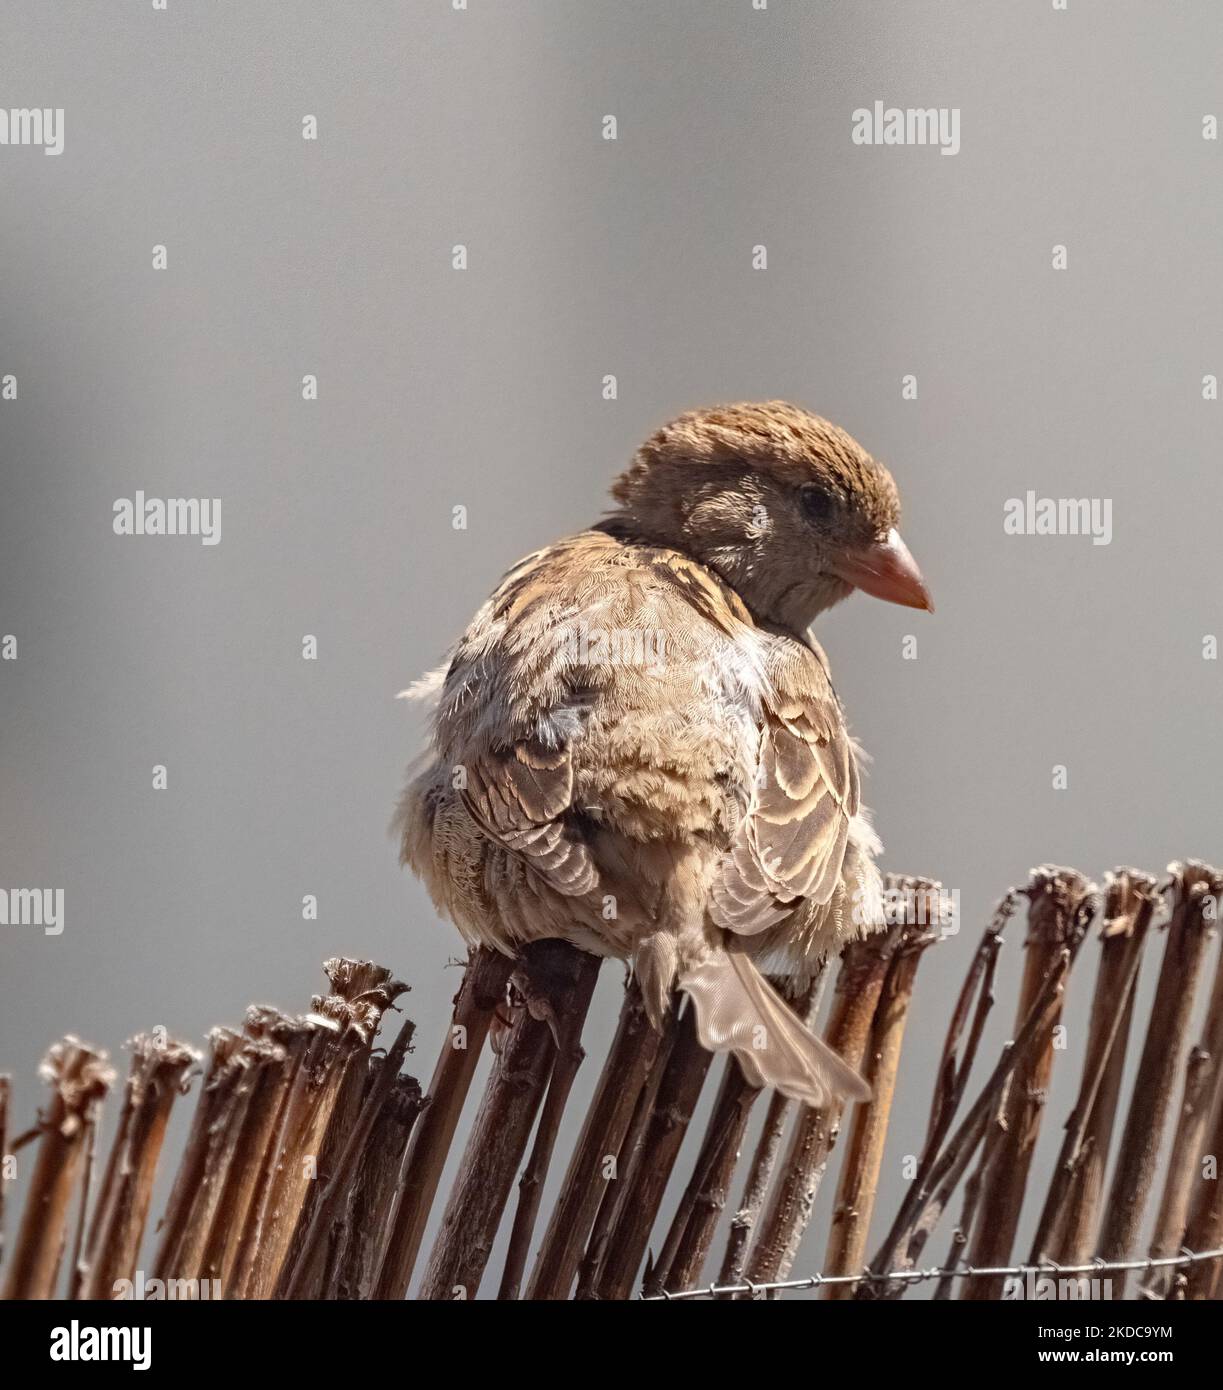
left=831, top=528, right=933, bottom=613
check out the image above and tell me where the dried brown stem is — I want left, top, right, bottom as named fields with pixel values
left=824, top=897, right=938, bottom=1297
left=860, top=938, right=1074, bottom=1298
left=923, top=896, right=1011, bottom=1158
left=151, top=1028, right=252, bottom=1286
left=374, top=946, right=512, bottom=1299
left=224, top=1010, right=325, bottom=1298
left=744, top=930, right=900, bottom=1287
left=279, top=1011, right=418, bottom=1298
left=196, top=1035, right=290, bottom=1290
left=575, top=1002, right=680, bottom=1298
left=660, top=968, right=838, bottom=1296
left=717, top=972, right=827, bottom=1291
left=652, top=1056, right=760, bottom=1295
left=1142, top=863, right=1223, bottom=1297
left=1029, top=869, right=1157, bottom=1267
left=961, top=865, right=1096, bottom=1299
left=417, top=940, right=598, bottom=1300
left=80, top=1034, right=198, bottom=1298
left=2, top=1038, right=115, bottom=1300
left=241, top=1011, right=358, bottom=1299
left=527, top=977, right=663, bottom=1300
left=278, top=959, right=408, bottom=1293
left=326, top=1069, right=424, bottom=1299
left=497, top=951, right=601, bottom=1299
left=932, top=1112, right=1007, bottom=1299
left=854, top=895, right=1012, bottom=1301
left=1181, top=1048, right=1223, bottom=1300
left=594, top=1002, right=712, bottom=1300
left=0, top=1075, right=9, bottom=1275
left=1096, top=861, right=1218, bottom=1295
left=65, top=1098, right=99, bottom=1298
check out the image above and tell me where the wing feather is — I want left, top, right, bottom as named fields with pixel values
left=711, top=640, right=860, bottom=934
left=461, top=738, right=598, bottom=897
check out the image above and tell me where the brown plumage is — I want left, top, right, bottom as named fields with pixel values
left=396, top=401, right=931, bottom=1107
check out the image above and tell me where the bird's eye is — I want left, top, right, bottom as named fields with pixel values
left=799, top=483, right=834, bottom=525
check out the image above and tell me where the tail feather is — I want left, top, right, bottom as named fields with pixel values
left=679, top=948, right=871, bottom=1108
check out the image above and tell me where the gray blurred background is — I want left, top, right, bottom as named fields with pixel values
left=2, top=0, right=1221, bottom=1297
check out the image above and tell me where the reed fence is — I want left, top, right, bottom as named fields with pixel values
left=2, top=861, right=1221, bottom=1301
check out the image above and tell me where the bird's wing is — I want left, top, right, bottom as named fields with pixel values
left=434, top=530, right=751, bottom=903
left=459, top=735, right=598, bottom=897
left=710, top=637, right=861, bottom=935
left=433, top=538, right=601, bottom=900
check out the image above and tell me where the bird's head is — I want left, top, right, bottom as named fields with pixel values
left=607, top=400, right=932, bottom=633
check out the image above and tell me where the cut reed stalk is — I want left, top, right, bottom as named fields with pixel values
left=1096, top=861, right=1218, bottom=1296
left=279, top=1012, right=417, bottom=1298
left=79, top=1034, right=198, bottom=1298
left=744, top=930, right=901, bottom=1287
left=2, top=1038, right=115, bottom=1300
left=1141, top=864, right=1223, bottom=1297
left=275, top=959, right=408, bottom=1297
left=197, top=1036, right=289, bottom=1290
left=593, top=1002, right=712, bottom=1300
left=1180, top=1057, right=1223, bottom=1300
left=224, top=1009, right=321, bottom=1298
left=961, top=866, right=1096, bottom=1299
left=717, top=972, right=828, bottom=1292
left=326, top=1068, right=424, bottom=1299
left=417, top=940, right=598, bottom=1300
left=497, top=950, right=601, bottom=1299
left=1028, top=869, right=1157, bottom=1268
left=575, top=998, right=680, bottom=1299
left=650, top=1055, right=760, bottom=1296
left=0, top=1074, right=9, bottom=1275
left=374, top=946, right=513, bottom=1299
left=861, top=932, right=1074, bottom=1298
left=151, top=1028, right=255, bottom=1286
left=527, top=977, right=663, bottom=1300
left=824, top=890, right=939, bottom=1297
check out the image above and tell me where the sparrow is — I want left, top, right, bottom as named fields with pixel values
left=396, top=402, right=931, bottom=1106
